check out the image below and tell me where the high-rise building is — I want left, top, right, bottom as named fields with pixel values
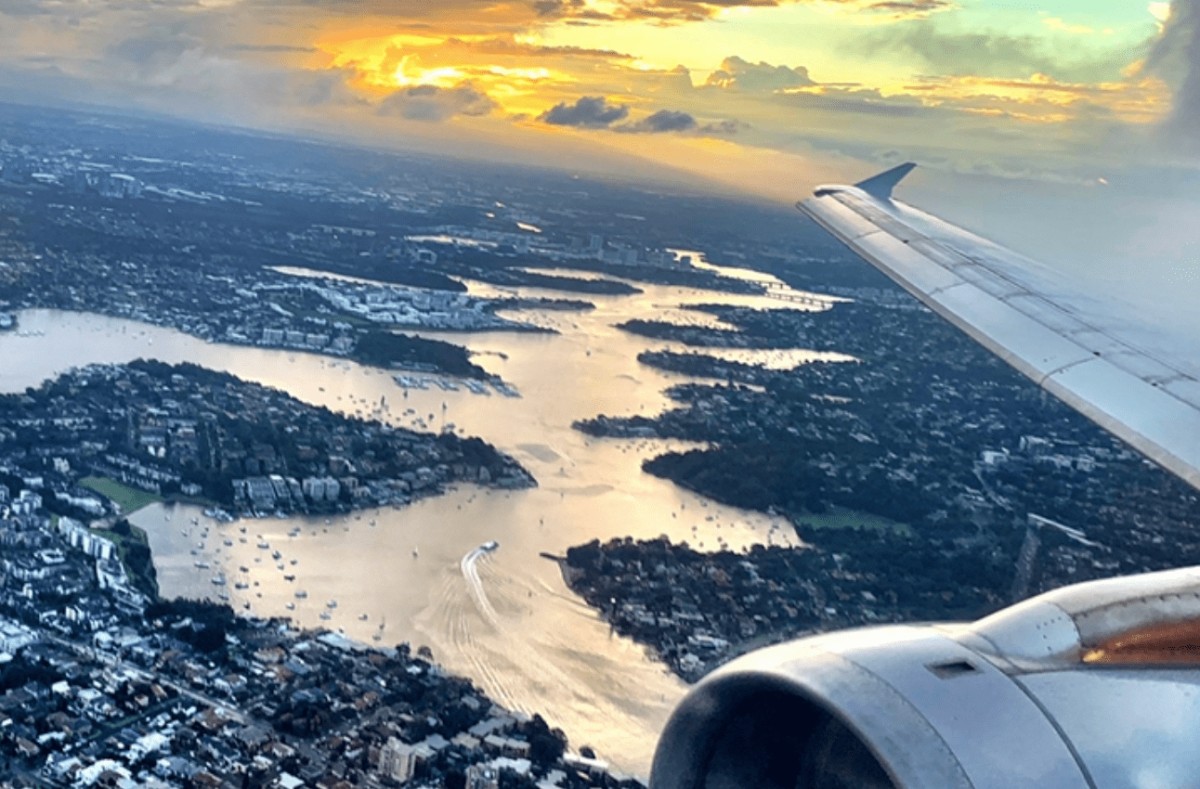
left=378, top=737, right=418, bottom=783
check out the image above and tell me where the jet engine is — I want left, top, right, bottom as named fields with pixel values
left=650, top=566, right=1200, bottom=789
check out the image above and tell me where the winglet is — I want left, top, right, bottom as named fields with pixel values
left=854, top=162, right=916, bottom=201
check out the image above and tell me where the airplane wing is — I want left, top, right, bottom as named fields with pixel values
left=650, top=168, right=1200, bottom=789
left=797, top=164, right=1200, bottom=491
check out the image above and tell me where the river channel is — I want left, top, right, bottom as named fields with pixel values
left=1, top=263, right=848, bottom=775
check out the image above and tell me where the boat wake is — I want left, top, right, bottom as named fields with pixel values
left=461, top=546, right=501, bottom=627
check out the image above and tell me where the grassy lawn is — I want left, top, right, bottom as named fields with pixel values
left=796, top=506, right=912, bottom=536
left=80, top=476, right=161, bottom=514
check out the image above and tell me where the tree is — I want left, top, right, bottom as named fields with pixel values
left=526, top=714, right=566, bottom=767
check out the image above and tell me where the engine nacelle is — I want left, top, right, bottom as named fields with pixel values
left=650, top=567, right=1200, bottom=788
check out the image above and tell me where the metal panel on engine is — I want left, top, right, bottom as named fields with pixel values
left=1018, top=669, right=1200, bottom=789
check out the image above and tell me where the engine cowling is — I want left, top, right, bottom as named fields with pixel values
left=650, top=567, right=1200, bottom=788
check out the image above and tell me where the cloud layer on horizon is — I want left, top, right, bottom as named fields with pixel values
left=0, top=0, right=1188, bottom=195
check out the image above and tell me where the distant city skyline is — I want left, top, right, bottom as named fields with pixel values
left=0, top=1, right=1192, bottom=198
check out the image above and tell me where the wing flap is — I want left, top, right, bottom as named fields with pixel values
left=799, top=173, right=1200, bottom=491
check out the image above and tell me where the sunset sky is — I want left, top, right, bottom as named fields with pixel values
left=0, top=0, right=1194, bottom=200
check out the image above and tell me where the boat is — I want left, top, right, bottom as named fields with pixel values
left=285, top=602, right=295, bottom=611
left=326, top=599, right=338, bottom=609
left=412, top=547, right=419, bottom=558
left=235, top=581, right=249, bottom=590
left=358, top=613, right=368, bottom=621
left=194, top=561, right=210, bottom=569
left=283, top=574, right=295, bottom=582
left=211, top=575, right=226, bottom=586
left=294, top=590, right=308, bottom=599
left=480, top=540, right=500, bottom=552
left=238, top=566, right=249, bottom=573
left=319, top=611, right=332, bottom=621
left=271, top=550, right=282, bottom=560
left=257, top=541, right=269, bottom=549
left=223, top=539, right=233, bottom=547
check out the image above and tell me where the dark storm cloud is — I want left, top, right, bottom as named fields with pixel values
left=616, top=109, right=697, bottom=132
left=539, top=96, right=629, bottom=127
left=377, top=84, right=497, bottom=122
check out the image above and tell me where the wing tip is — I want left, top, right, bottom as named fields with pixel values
left=854, top=162, right=917, bottom=201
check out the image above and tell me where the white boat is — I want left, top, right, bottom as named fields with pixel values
left=285, top=602, right=295, bottom=611
left=194, top=561, right=210, bottom=569
left=481, top=540, right=500, bottom=552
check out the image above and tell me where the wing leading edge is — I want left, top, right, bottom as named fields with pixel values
left=797, top=165, right=1200, bottom=491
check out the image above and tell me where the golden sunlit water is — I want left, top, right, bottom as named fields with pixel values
left=1, top=267, right=843, bottom=775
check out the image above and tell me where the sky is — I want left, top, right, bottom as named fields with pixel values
left=1, top=0, right=1199, bottom=313
left=0, top=1, right=1191, bottom=192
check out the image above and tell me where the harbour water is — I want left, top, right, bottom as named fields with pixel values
left=0, top=265, right=847, bottom=775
